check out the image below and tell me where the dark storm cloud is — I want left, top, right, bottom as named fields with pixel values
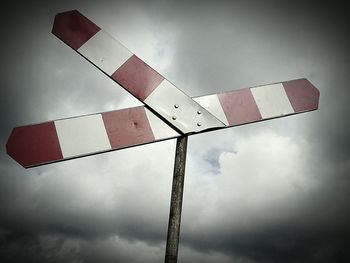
left=1, top=0, right=350, bottom=263
left=182, top=153, right=350, bottom=262
left=184, top=224, right=348, bottom=263
left=0, top=143, right=174, bottom=262
left=182, top=127, right=350, bottom=263
left=164, top=0, right=350, bottom=96
left=184, top=132, right=350, bottom=262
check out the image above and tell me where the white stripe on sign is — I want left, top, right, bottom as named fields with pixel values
left=55, top=114, right=111, bottom=158
left=251, top=83, right=294, bottom=119
left=144, top=109, right=179, bottom=140
left=78, top=30, right=133, bottom=75
left=194, top=94, right=229, bottom=126
left=145, top=80, right=225, bottom=133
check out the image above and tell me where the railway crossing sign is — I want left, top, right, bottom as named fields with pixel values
left=6, top=10, right=319, bottom=263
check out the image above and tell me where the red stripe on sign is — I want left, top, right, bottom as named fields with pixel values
left=52, top=10, right=100, bottom=50
left=283, top=79, right=320, bottom=112
left=111, top=55, right=164, bottom=101
left=6, top=122, right=63, bottom=168
left=102, top=106, right=155, bottom=149
left=218, top=89, right=262, bottom=126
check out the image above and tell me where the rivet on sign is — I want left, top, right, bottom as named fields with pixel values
left=197, top=122, right=202, bottom=127
left=197, top=110, right=201, bottom=115
left=172, top=116, right=177, bottom=120
left=101, top=58, right=105, bottom=62
left=174, top=104, right=179, bottom=109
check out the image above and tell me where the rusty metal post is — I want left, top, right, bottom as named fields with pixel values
left=165, top=135, right=188, bottom=263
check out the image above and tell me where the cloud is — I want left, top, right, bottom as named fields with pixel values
left=183, top=129, right=317, bottom=234
left=0, top=232, right=165, bottom=263
left=0, top=140, right=176, bottom=253
left=1, top=0, right=350, bottom=262
left=181, top=126, right=350, bottom=262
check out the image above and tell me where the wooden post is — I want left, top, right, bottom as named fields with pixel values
left=165, top=136, right=188, bottom=263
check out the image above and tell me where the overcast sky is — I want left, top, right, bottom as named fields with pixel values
left=0, top=0, right=349, bottom=262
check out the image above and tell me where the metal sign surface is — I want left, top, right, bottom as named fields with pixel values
left=52, top=10, right=225, bottom=134
left=6, top=9, right=320, bottom=167
left=7, top=78, right=319, bottom=168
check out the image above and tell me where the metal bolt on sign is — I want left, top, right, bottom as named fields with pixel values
left=6, top=10, right=320, bottom=263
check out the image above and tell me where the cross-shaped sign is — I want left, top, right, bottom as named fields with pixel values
left=6, top=10, right=319, bottom=263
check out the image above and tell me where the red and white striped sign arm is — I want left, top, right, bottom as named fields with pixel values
left=52, top=10, right=225, bottom=134
left=6, top=78, right=319, bottom=168
left=194, top=78, right=319, bottom=127
left=6, top=106, right=178, bottom=168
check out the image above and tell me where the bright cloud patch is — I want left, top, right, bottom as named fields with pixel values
left=182, top=129, right=318, bottom=243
